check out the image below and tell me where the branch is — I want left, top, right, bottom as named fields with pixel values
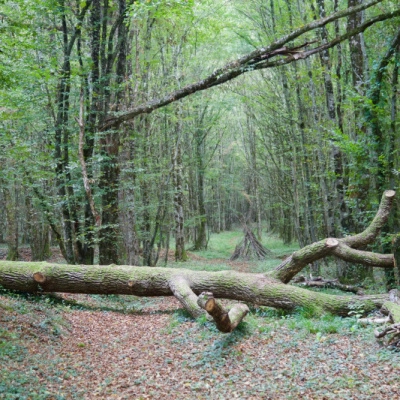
left=332, top=243, right=394, bottom=268
left=197, top=292, right=249, bottom=333
left=270, top=238, right=339, bottom=283
left=252, top=8, right=400, bottom=71
left=269, top=191, right=396, bottom=283
left=296, top=276, right=363, bottom=294
left=341, top=190, right=396, bottom=248
left=101, top=0, right=386, bottom=130
left=169, top=276, right=204, bottom=318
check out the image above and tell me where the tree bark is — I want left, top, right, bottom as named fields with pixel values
left=0, top=261, right=388, bottom=317
left=172, top=107, right=187, bottom=262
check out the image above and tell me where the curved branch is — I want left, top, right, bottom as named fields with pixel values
left=332, top=242, right=394, bottom=268
left=269, top=238, right=339, bottom=283
left=341, top=190, right=395, bottom=248
left=270, top=191, right=396, bottom=283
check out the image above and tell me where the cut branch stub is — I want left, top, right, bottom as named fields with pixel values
left=197, top=292, right=249, bottom=333
left=33, top=272, right=46, bottom=284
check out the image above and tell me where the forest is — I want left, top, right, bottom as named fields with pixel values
left=1, top=0, right=400, bottom=398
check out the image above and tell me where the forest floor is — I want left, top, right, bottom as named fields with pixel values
left=1, top=232, right=400, bottom=399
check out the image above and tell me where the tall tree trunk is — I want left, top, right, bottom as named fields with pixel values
left=54, top=2, right=75, bottom=264
left=119, top=138, right=141, bottom=266
left=98, top=0, right=129, bottom=264
left=193, top=122, right=208, bottom=250
left=26, top=196, right=50, bottom=261
left=173, top=114, right=187, bottom=262
left=3, top=184, right=19, bottom=261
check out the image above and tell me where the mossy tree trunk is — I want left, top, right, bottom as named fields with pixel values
left=0, top=191, right=396, bottom=333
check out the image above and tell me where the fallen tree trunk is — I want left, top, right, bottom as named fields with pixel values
left=0, top=191, right=396, bottom=333
left=0, top=260, right=389, bottom=315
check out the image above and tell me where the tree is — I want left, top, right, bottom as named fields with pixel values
left=0, top=191, right=397, bottom=333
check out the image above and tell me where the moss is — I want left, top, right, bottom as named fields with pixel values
left=383, top=301, right=400, bottom=323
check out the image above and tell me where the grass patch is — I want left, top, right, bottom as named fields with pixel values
left=194, top=230, right=244, bottom=259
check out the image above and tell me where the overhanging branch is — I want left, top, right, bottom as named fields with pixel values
left=101, top=0, right=390, bottom=130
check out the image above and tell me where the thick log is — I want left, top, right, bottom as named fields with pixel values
left=0, top=262, right=388, bottom=318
